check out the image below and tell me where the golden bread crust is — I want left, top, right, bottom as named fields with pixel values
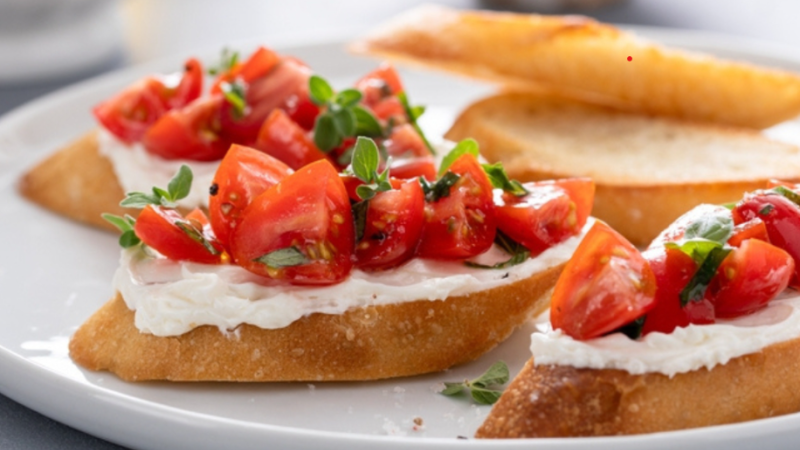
left=352, top=5, right=800, bottom=129
left=69, top=263, right=564, bottom=381
left=18, top=131, right=125, bottom=231
left=478, top=339, right=800, bottom=437
left=446, top=92, right=800, bottom=246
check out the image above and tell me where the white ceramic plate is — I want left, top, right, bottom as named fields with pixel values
left=3, top=28, right=800, bottom=450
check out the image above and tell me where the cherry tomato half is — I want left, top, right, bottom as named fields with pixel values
left=355, top=179, right=425, bottom=271
left=230, top=160, right=354, bottom=285
left=417, top=154, right=496, bottom=259
left=494, top=178, right=594, bottom=257
left=135, top=206, right=224, bottom=264
left=551, top=221, right=657, bottom=340
left=254, top=109, right=327, bottom=170
left=707, top=239, right=794, bottom=318
left=142, top=96, right=230, bottom=161
left=209, top=144, right=293, bottom=247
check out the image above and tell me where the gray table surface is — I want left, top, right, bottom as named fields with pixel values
left=3, top=0, right=800, bottom=448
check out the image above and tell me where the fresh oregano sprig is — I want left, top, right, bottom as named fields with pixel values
left=102, top=213, right=141, bottom=248
left=207, top=47, right=239, bottom=76
left=440, top=361, right=510, bottom=405
left=308, top=75, right=383, bottom=152
left=351, top=137, right=393, bottom=201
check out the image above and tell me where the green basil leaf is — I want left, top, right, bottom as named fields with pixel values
left=440, top=382, right=466, bottom=396
left=352, top=200, right=370, bottom=241
left=481, top=162, right=529, bottom=197
left=356, top=185, right=377, bottom=201
left=334, top=88, right=363, bottom=108
left=438, top=139, right=480, bottom=177
left=465, top=250, right=530, bottom=270
left=665, top=240, right=723, bottom=266
left=313, top=113, right=340, bottom=152
left=254, top=247, right=309, bottom=269
left=683, top=209, right=733, bottom=244
left=308, top=75, right=334, bottom=105
left=102, top=213, right=133, bottom=233
left=332, top=108, right=357, bottom=137
left=679, top=246, right=731, bottom=307
left=175, top=221, right=219, bottom=256
left=352, top=137, right=380, bottom=183
left=425, top=172, right=461, bottom=203
left=470, top=387, right=502, bottom=405
left=119, top=230, right=141, bottom=248
left=470, top=361, right=509, bottom=388
left=168, top=164, right=193, bottom=202
left=352, top=106, right=383, bottom=137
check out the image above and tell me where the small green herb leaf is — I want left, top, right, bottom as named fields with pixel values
left=314, top=113, right=340, bottom=152
left=482, top=162, right=529, bottom=197
left=334, top=88, right=363, bottom=108
left=308, top=75, right=334, bottom=105
left=772, top=186, right=800, bottom=206
left=220, top=81, right=247, bottom=118
left=120, top=192, right=161, bottom=208
left=332, top=108, right=357, bottom=137
left=207, top=48, right=239, bottom=76
left=168, top=165, right=193, bottom=201
left=254, top=247, right=308, bottom=269
left=175, top=221, right=219, bottom=256
left=611, top=316, right=646, bottom=340
left=352, top=106, right=383, bottom=137
left=760, top=204, right=775, bottom=215
left=356, top=185, right=377, bottom=201
left=683, top=209, right=733, bottom=243
left=352, top=137, right=381, bottom=183
left=440, top=361, right=509, bottom=405
left=352, top=200, right=370, bottom=241
left=679, top=246, right=731, bottom=307
left=102, top=213, right=134, bottom=233
left=466, top=231, right=530, bottom=270
left=438, top=139, right=480, bottom=177
left=119, top=230, right=141, bottom=248
left=422, top=172, right=461, bottom=203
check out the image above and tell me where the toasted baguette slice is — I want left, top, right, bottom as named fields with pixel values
left=18, top=131, right=125, bottom=231
left=69, top=263, right=563, bottom=382
left=352, top=5, right=800, bottom=129
left=445, top=92, right=800, bottom=246
left=477, top=337, right=800, bottom=437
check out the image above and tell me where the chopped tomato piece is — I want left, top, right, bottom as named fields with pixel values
left=209, top=144, right=293, bottom=247
left=142, top=96, right=229, bottom=161
left=641, top=246, right=713, bottom=335
left=94, top=59, right=203, bottom=143
left=135, top=206, right=223, bottom=264
left=389, top=157, right=436, bottom=181
left=727, top=218, right=769, bottom=247
left=210, top=46, right=281, bottom=94
left=494, top=178, right=594, bottom=256
left=417, top=154, right=496, bottom=259
left=355, top=180, right=425, bottom=271
left=355, top=64, right=404, bottom=105
left=254, top=109, right=327, bottom=170
left=707, top=239, right=794, bottom=318
left=371, top=97, right=406, bottom=122
left=648, top=204, right=732, bottom=249
left=551, top=221, right=657, bottom=340
left=384, top=123, right=429, bottom=158
left=230, top=160, right=354, bottom=285
left=733, top=191, right=800, bottom=287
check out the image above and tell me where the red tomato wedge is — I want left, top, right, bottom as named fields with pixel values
left=230, top=160, right=354, bottom=285
left=355, top=64, right=404, bottom=105
left=134, top=206, right=224, bottom=264
left=355, top=180, right=425, bottom=271
left=389, top=157, right=436, bottom=181
left=209, top=144, right=293, bottom=247
left=210, top=46, right=281, bottom=94
left=417, top=154, right=496, bottom=259
left=727, top=218, right=769, bottom=247
left=219, top=59, right=314, bottom=145
left=707, top=239, right=794, bottom=318
left=142, top=96, right=230, bottom=161
left=551, top=221, right=657, bottom=340
left=641, top=246, right=713, bottom=335
left=384, top=123, right=429, bottom=158
left=94, top=59, right=203, bottom=143
left=494, top=178, right=594, bottom=257
left=254, top=109, right=327, bottom=170
left=733, top=191, right=800, bottom=287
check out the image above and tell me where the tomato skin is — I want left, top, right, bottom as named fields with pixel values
left=728, top=218, right=769, bottom=247
left=733, top=192, right=800, bottom=286
left=230, top=160, right=354, bottom=285
left=641, top=247, right=714, bottom=335
left=707, top=239, right=794, bottom=318
left=142, top=96, right=229, bottom=161
left=355, top=180, right=425, bottom=271
left=551, top=221, right=657, bottom=340
left=384, top=123, right=429, bottom=158
left=417, top=154, right=496, bottom=259
left=135, top=206, right=223, bottom=264
left=494, top=178, right=594, bottom=257
left=94, top=59, right=203, bottom=144
left=254, top=109, right=327, bottom=170
left=389, top=157, right=436, bottom=181
left=209, top=144, right=293, bottom=247
left=648, top=204, right=733, bottom=249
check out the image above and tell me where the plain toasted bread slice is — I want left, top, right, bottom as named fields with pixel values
left=445, top=92, right=800, bottom=246
left=69, top=263, right=563, bottom=382
left=352, top=5, right=800, bottom=129
left=478, top=340, right=800, bottom=437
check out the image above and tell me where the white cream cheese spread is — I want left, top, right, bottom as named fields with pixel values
left=113, top=221, right=591, bottom=337
left=530, top=291, right=800, bottom=377
left=97, top=129, right=218, bottom=209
